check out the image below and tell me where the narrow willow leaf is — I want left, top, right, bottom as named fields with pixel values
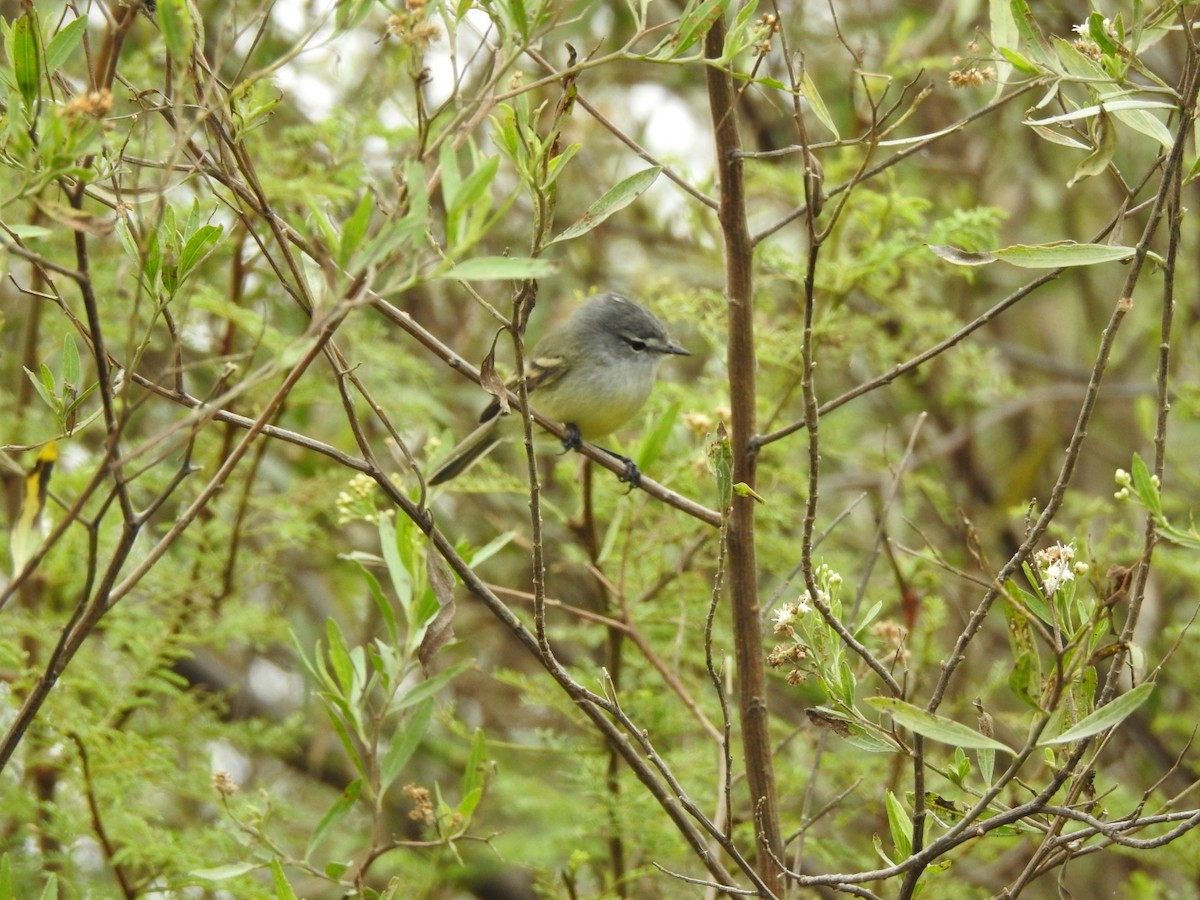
left=991, top=242, right=1136, bottom=267
left=548, top=167, right=662, bottom=245
left=305, top=779, right=362, bottom=859
left=270, top=860, right=298, bottom=899
left=1067, top=107, right=1116, bottom=188
left=927, top=244, right=997, bottom=266
left=61, top=334, right=80, bottom=391
left=868, top=697, right=1015, bottom=753
left=1130, top=453, right=1163, bottom=518
left=1086, top=13, right=1117, bottom=58
left=1008, top=0, right=1053, bottom=65
left=380, top=697, right=434, bottom=791
left=800, top=70, right=839, bottom=139
left=7, top=224, right=53, bottom=240
left=461, top=726, right=488, bottom=801
left=158, top=0, right=196, bottom=66
left=179, top=224, right=223, bottom=279
left=886, top=791, right=912, bottom=858
left=706, top=422, right=733, bottom=510
left=338, top=192, right=373, bottom=269
left=396, top=658, right=473, bottom=710
left=1039, top=682, right=1154, bottom=745
left=990, top=0, right=1019, bottom=92
left=1025, top=99, right=1176, bottom=127
left=325, top=618, right=356, bottom=696
left=46, top=16, right=87, bottom=73
left=192, top=863, right=261, bottom=880
left=13, top=13, right=41, bottom=112
left=438, top=256, right=557, bottom=280
left=934, top=241, right=1135, bottom=268
left=1112, top=106, right=1175, bottom=151
left=997, top=45, right=1041, bottom=74
left=1029, top=125, right=1091, bottom=150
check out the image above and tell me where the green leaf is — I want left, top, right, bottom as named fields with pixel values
left=306, top=778, right=363, bottom=860
left=1130, top=453, right=1163, bottom=518
left=322, top=699, right=368, bottom=778
left=114, top=216, right=140, bottom=264
left=192, top=862, right=261, bottom=880
left=23, top=364, right=57, bottom=411
left=324, top=860, right=350, bottom=879
left=1039, top=682, right=1154, bottom=746
left=806, top=706, right=904, bottom=753
left=978, top=746, right=995, bottom=786
left=446, top=155, right=499, bottom=218
left=466, top=531, right=516, bottom=568
left=396, top=658, right=473, bottom=710
left=378, top=514, right=413, bottom=611
left=990, top=242, right=1139, bottom=267
left=1028, top=125, right=1091, bottom=150
left=439, top=138, right=462, bottom=213
left=12, top=12, right=41, bottom=112
left=178, top=223, right=223, bottom=280
left=886, top=791, right=912, bottom=858
left=868, top=697, right=1015, bottom=753
left=706, top=423, right=733, bottom=511
left=997, top=45, right=1041, bottom=75
left=6, top=224, right=53, bottom=240
left=931, top=241, right=1136, bottom=268
left=509, top=0, right=529, bottom=40
left=719, top=0, right=761, bottom=65
left=636, top=399, right=680, bottom=471
left=61, top=333, right=80, bottom=392
left=854, top=600, right=883, bottom=639
left=1021, top=567, right=1054, bottom=618
left=325, top=618, right=356, bottom=696
left=1067, top=107, right=1116, bottom=188
left=871, top=831, right=896, bottom=868
left=46, top=16, right=87, bottom=73
left=158, top=0, right=196, bottom=66
left=1008, top=0, right=1052, bottom=66
left=270, top=859, right=298, bottom=900
left=670, top=0, right=729, bottom=59
left=437, top=256, right=557, bottom=280
left=460, top=727, right=488, bottom=801
left=348, top=557, right=398, bottom=645
left=381, top=697, right=434, bottom=791
left=142, top=227, right=163, bottom=292
left=927, top=244, right=997, bottom=266
left=444, top=155, right=499, bottom=250
left=1114, top=106, right=1175, bottom=152
left=800, top=70, right=839, bottom=140
left=1088, top=11, right=1119, bottom=58
left=338, top=191, right=373, bottom=269
left=548, top=166, right=662, bottom=245
left=37, top=875, right=57, bottom=900
left=1024, top=99, right=1176, bottom=125
left=990, top=0, right=1019, bottom=90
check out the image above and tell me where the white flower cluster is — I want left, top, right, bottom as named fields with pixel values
left=1073, top=17, right=1117, bottom=39
left=1033, top=542, right=1088, bottom=597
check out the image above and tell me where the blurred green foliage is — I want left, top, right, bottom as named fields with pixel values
left=2, top=0, right=1200, bottom=897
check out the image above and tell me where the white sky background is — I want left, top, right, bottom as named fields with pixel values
left=263, top=0, right=713, bottom=222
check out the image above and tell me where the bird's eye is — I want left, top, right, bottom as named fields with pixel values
left=627, top=338, right=647, bottom=352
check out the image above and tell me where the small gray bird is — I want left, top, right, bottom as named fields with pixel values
left=428, top=292, right=689, bottom=485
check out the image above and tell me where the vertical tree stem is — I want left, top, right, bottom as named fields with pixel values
left=703, top=14, right=785, bottom=895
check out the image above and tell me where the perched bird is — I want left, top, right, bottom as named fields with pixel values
left=428, top=292, right=689, bottom=486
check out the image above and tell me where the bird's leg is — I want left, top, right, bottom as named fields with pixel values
left=560, top=423, right=584, bottom=452
left=560, top=425, right=641, bottom=487
left=602, top=447, right=642, bottom=488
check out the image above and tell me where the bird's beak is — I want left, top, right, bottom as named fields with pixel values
left=665, top=340, right=690, bottom=356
